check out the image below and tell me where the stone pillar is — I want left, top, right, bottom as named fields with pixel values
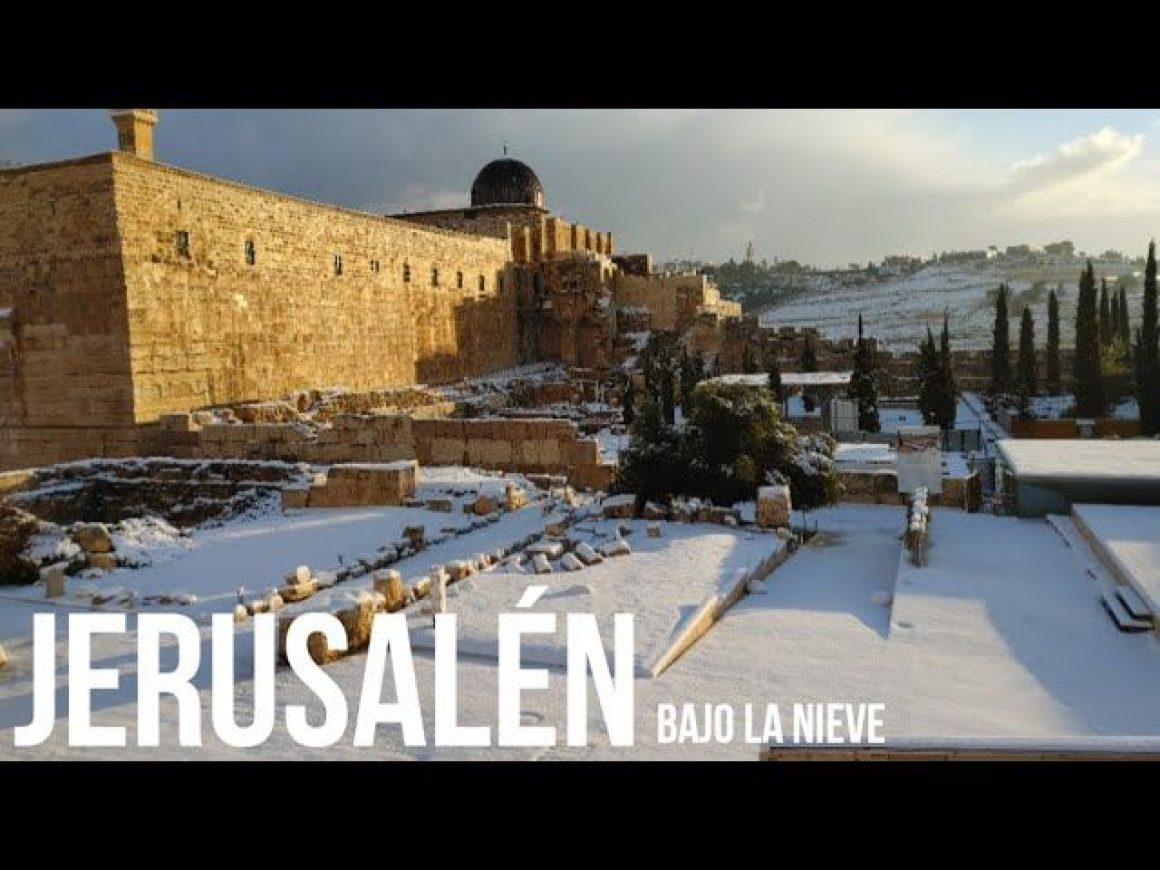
left=110, top=109, right=158, bottom=160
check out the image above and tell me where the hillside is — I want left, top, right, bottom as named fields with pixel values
left=755, top=259, right=1142, bottom=352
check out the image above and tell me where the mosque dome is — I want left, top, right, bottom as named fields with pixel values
left=470, top=158, right=545, bottom=209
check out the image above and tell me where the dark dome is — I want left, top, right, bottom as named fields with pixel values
left=470, top=158, right=545, bottom=209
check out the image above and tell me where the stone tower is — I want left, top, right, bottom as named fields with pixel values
left=110, top=109, right=158, bottom=161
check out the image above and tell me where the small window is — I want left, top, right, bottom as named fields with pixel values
left=456, top=271, right=464, bottom=289
left=403, top=263, right=411, bottom=283
left=431, top=267, right=439, bottom=287
left=333, top=253, right=343, bottom=275
left=498, top=274, right=505, bottom=292
left=244, top=239, right=256, bottom=266
left=175, top=230, right=190, bottom=258
left=370, top=259, right=380, bottom=273
left=478, top=275, right=485, bottom=293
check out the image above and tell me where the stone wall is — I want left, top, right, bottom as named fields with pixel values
left=154, top=412, right=615, bottom=490
left=398, top=207, right=613, bottom=263
left=109, top=153, right=521, bottom=422
left=612, top=272, right=736, bottom=333
left=284, top=460, right=418, bottom=509
left=838, top=467, right=977, bottom=509
left=0, top=156, right=137, bottom=467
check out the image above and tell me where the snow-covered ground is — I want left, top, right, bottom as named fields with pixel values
left=760, top=261, right=1141, bottom=352
left=1072, top=504, right=1160, bottom=614
left=1030, top=394, right=1140, bottom=421
left=3, top=501, right=1158, bottom=759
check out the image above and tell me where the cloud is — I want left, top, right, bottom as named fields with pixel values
left=1010, top=127, right=1143, bottom=196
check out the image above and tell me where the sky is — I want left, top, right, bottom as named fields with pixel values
left=3, top=108, right=1160, bottom=268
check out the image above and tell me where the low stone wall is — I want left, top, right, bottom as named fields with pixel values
left=283, top=461, right=418, bottom=509
left=838, top=468, right=977, bottom=510
left=155, top=412, right=615, bottom=491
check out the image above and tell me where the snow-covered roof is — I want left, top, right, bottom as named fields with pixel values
left=996, top=439, right=1160, bottom=484
left=709, top=371, right=853, bottom=388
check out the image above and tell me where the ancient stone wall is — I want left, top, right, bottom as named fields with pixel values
left=109, top=152, right=521, bottom=422
left=153, top=412, right=614, bottom=490
left=398, top=208, right=613, bottom=264
left=0, top=156, right=137, bottom=458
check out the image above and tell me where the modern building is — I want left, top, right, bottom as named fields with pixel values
left=995, top=439, right=1160, bottom=517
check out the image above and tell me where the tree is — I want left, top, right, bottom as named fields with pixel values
left=742, top=343, right=758, bottom=374
left=1017, top=306, right=1037, bottom=410
left=936, top=312, right=959, bottom=430
left=916, top=327, right=939, bottom=424
left=1073, top=260, right=1105, bottom=417
left=847, top=313, right=880, bottom=432
left=1046, top=287, right=1061, bottom=393
left=1099, top=278, right=1112, bottom=346
left=990, top=283, right=1011, bottom=395
left=622, top=375, right=636, bottom=426
left=1120, top=287, right=1131, bottom=350
left=1137, top=241, right=1160, bottom=433
left=800, top=334, right=818, bottom=372
left=661, top=364, right=676, bottom=425
left=766, top=347, right=783, bottom=404
left=1111, top=285, right=1122, bottom=341
left=679, top=349, right=703, bottom=417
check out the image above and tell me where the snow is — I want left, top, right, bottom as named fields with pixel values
left=710, top=372, right=852, bottom=387
left=1030, top=394, right=1140, bottom=421
left=4, top=500, right=1160, bottom=758
left=595, top=427, right=629, bottom=463
left=409, top=519, right=782, bottom=674
left=997, top=439, right=1160, bottom=483
left=337, top=460, right=417, bottom=472
left=1071, top=504, right=1160, bottom=615
left=108, top=517, right=191, bottom=568
left=835, top=443, right=894, bottom=465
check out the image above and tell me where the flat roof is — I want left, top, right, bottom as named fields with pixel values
left=710, top=371, right=853, bottom=387
left=996, top=438, right=1160, bottom=484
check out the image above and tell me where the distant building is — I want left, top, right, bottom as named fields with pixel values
left=1044, top=240, right=1076, bottom=258
left=940, top=250, right=989, bottom=264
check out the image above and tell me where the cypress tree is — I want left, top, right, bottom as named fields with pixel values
left=937, top=311, right=959, bottom=429
left=1099, top=278, right=1111, bottom=346
left=917, top=327, right=939, bottom=425
left=622, top=375, right=636, bottom=426
left=1120, top=286, right=1131, bottom=348
left=1137, top=241, right=1160, bottom=433
left=1111, top=285, right=1122, bottom=341
left=742, top=343, right=758, bottom=374
left=848, top=313, right=880, bottom=432
left=1073, top=261, right=1105, bottom=417
left=1018, top=305, right=1037, bottom=399
left=1046, top=287, right=1061, bottom=393
left=766, top=347, right=783, bottom=404
left=800, top=334, right=818, bottom=372
left=661, top=363, right=676, bottom=425
left=990, top=283, right=1011, bottom=395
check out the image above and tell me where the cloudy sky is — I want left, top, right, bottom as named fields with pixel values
left=3, top=108, right=1159, bottom=268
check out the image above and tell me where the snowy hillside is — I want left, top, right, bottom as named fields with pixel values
left=759, top=260, right=1141, bottom=352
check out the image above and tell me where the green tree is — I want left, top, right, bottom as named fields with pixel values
left=1046, top=287, right=1061, bottom=393
left=1017, top=305, right=1037, bottom=406
left=622, top=375, right=636, bottom=426
left=1111, top=285, right=1122, bottom=341
left=990, top=283, right=1012, bottom=395
left=742, top=343, right=758, bottom=374
left=766, top=346, right=783, bottom=404
left=1073, top=261, right=1105, bottom=417
left=1099, top=278, right=1111, bottom=346
left=679, top=349, right=703, bottom=417
left=936, top=312, right=959, bottom=429
left=1137, top=241, right=1160, bottom=433
left=800, top=334, right=818, bottom=372
left=847, top=313, right=880, bottom=432
left=661, top=364, right=676, bottom=425
left=1120, top=287, right=1131, bottom=350
left=916, top=327, right=939, bottom=424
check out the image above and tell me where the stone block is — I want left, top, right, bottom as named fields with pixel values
left=73, top=523, right=114, bottom=554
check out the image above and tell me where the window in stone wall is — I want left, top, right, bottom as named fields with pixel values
left=370, top=259, right=380, bottom=273
left=456, top=271, right=464, bottom=289
left=432, top=267, right=439, bottom=287
left=175, top=230, right=190, bottom=258
left=479, top=275, right=485, bottom=293
left=333, top=253, right=343, bottom=276
left=244, top=239, right=256, bottom=266
left=404, top=263, right=411, bottom=283
left=498, top=274, right=505, bottom=292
